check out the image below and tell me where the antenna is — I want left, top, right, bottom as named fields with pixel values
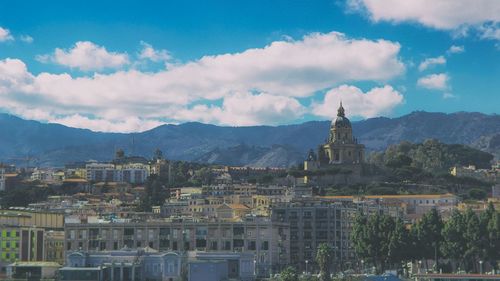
left=131, top=134, right=135, bottom=156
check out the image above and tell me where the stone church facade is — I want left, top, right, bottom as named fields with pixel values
left=304, top=103, right=365, bottom=185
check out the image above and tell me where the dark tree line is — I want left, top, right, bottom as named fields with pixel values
left=351, top=205, right=500, bottom=274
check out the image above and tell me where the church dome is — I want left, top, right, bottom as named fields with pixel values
left=331, top=102, right=351, bottom=128
left=332, top=116, right=351, bottom=128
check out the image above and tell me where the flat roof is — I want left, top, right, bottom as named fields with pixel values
left=415, top=273, right=500, bottom=280
left=9, top=261, right=61, bottom=267
left=321, top=193, right=456, bottom=199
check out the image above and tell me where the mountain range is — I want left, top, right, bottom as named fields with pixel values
left=0, top=111, right=498, bottom=167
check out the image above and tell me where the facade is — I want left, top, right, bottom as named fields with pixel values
left=271, top=198, right=402, bottom=272
left=60, top=248, right=181, bottom=281
left=44, top=230, right=65, bottom=264
left=0, top=227, right=45, bottom=273
left=320, top=193, right=459, bottom=217
left=0, top=168, right=5, bottom=191
left=320, top=103, right=364, bottom=165
left=188, top=251, right=255, bottom=281
left=65, top=217, right=289, bottom=276
left=0, top=209, right=64, bottom=230
left=86, top=162, right=149, bottom=184
left=303, top=103, right=365, bottom=184
left=6, top=261, right=61, bottom=280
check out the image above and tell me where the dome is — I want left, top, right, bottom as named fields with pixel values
left=332, top=116, right=351, bottom=128
left=331, top=101, right=351, bottom=128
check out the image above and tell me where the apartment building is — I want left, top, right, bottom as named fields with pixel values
left=270, top=198, right=403, bottom=272
left=0, top=227, right=45, bottom=273
left=65, top=217, right=289, bottom=277
left=86, top=162, right=149, bottom=184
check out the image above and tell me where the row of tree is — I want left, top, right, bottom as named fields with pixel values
left=351, top=204, right=500, bottom=274
left=277, top=243, right=334, bottom=281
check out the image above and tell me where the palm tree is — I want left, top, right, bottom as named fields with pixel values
left=316, top=243, right=333, bottom=281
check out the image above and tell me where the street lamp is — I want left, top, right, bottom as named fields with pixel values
left=479, top=260, right=483, bottom=275
left=418, top=260, right=422, bottom=274
left=254, top=259, right=257, bottom=277
left=360, top=260, right=364, bottom=274
left=305, top=260, right=309, bottom=275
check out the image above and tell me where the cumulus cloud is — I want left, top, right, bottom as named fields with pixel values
left=447, top=45, right=465, bottom=54
left=418, top=56, right=446, bottom=71
left=174, top=92, right=305, bottom=126
left=417, top=73, right=450, bottom=90
left=0, top=27, right=14, bottom=42
left=19, top=35, right=34, bottom=43
left=0, top=32, right=405, bottom=132
left=138, top=41, right=171, bottom=62
left=348, top=0, right=500, bottom=42
left=313, top=85, right=404, bottom=119
left=37, top=41, right=130, bottom=71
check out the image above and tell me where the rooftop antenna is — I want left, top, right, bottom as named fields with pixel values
left=131, top=134, right=135, bottom=156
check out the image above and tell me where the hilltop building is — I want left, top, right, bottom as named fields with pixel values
left=303, top=102, right=365, bottom=185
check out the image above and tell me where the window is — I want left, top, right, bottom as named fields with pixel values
left=261, top=241, right=269, bottom=250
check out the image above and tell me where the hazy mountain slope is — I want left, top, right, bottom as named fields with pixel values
left=0, top=111, right=498, bottom=167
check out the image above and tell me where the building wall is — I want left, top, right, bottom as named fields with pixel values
left=0, top=227, right=45, bottom=273
left=271, top=199, right=401, bottom=272
left=0, top=168, right=5, bottom=191
left=65, top=219, right=289, bottom=276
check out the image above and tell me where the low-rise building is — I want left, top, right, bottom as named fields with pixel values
left=6, top=261, right=61, bottom=280
left=60, top=248, right=181, bottom=281
left=65, top=216, right=289, bottom=277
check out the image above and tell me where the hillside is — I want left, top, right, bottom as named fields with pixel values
left=0, top=111, right=498, bottom=167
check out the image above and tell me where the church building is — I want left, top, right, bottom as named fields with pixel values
left=303, top=102, right=365, bottom=184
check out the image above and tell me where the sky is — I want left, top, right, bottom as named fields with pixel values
left=0, top=0, right=499, bottom=132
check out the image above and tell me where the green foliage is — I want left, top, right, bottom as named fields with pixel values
left=0, top=182, right=56, bottom=208
left=441, top=210, right=467, bottom=269
left=316, top=243, right=333, bottom=281
left=375, top=139, right=493, bottom=175
left=468, top=188, right=487, bottom=200
left=136, top=174, right=169, bottom=212
left=280, top=266, right=299, bottom=281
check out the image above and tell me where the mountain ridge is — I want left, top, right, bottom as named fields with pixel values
left=0, top=111, right=498, bottom=167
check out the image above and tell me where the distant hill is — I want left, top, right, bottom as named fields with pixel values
left=0, top=111, right=498, bottom=167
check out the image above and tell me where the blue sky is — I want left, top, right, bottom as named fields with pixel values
left=0, top=0, right=498, bottom=132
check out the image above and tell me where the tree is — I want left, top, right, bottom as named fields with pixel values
left=351, top=212, right=395, bottom=273
left=486, top=210, right=500, bottom=271
left=388, top=218, right=410, bottom=272
left=463, top=208, right=482, bottom=272
left=414, top=209, right=443, bottom=270
left=441, top=210, right=467, bottom=271
left=316, top=243, right=333, bottom=281
left=280, top=266, right=299, bottom=281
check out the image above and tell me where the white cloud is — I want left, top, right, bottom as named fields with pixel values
left=37, top=41, right=130, bottom=71
left=417, top=73, right=450, bottom=90
left=447, top=45, right=465, bottom=54
left=348, top=0, right=500, bottom=41
left=19, top=35, right=34, bottom=44
left=0, top=27, right=14, bottom=42
left=0, top=32, right=405, bottom=132
left=313, top=85, right=404, bottom=119
left=174, top=92, right=305, bottom=126
left=418, top=56, right=446, bottom=71
left=138, top=41, right=171, bottom=62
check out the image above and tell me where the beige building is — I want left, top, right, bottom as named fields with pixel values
left=65, top=217, right=290, bottom=276
left=43, top=231, right=65, bottom=264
